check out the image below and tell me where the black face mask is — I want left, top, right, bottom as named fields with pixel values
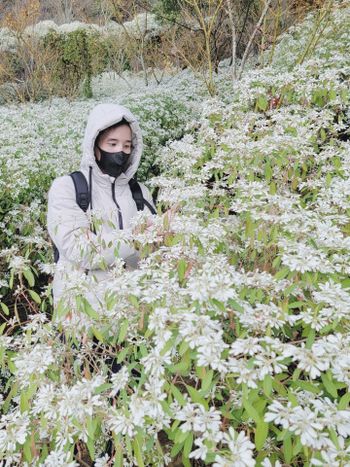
left=96, top=146, right=130, bottom=178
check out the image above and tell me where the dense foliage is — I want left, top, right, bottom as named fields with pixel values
left=0, top=14, right=165, bottom=101
left=0, top=4, right=350, bottom=466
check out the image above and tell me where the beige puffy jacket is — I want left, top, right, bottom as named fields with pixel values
left=47, top=103, right=156, bottom=307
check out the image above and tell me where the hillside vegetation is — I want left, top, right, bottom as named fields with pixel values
left=0, top=3, right=350, bottom=466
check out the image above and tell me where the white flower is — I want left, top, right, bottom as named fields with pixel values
left=288, top=406, right=323, bottom=448
left=214, top=427, right=256, bottom=466
left=0, top=411, right=30, bottom=453
left=227, top=358, right=259, bottom=389
left=109, top=366, right=129, bottom=397
left=13, top=344, right=55, bottom=386
left=261, top=459, right=282, bottom=467
left=177, top=403, right=200, bottom=433
left=107, top=410, right=135, bottom=437
left=254, top=352, right=287, bottom=379
left=94, top=454, right=110, bottom=467
left=283, top=343, right=330, bottom=379
left=189, top=437, right=208, bottom=460
left=141, top=349, right=172, bottom=378
left=311, top=436, right=350, bottom=466
left=230, top=338, right=263, bottom=356
left=42, top=448, right=78, bottom=466
left=264, top=400, right=295, bottom=429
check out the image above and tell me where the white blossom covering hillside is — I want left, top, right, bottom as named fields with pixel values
left=0, top=4, right=350, bottom=466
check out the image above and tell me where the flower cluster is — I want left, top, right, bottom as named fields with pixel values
left=0, top=4, right=350, bottom=466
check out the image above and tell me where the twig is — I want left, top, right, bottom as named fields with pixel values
left=225, top=0, right=237, bottom=81
left=238, top=0, right=273, bottom=80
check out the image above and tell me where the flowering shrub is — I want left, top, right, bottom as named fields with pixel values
left=0, top=4, right=350, bottom=466
left=0, top=73, right=197, bottom=321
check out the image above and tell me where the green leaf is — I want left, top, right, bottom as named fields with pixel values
left=0, top=302, right=9, bottom=316
left=171, top=349, right=191, bottom=375
left=243, top=398, right=261, bottom=423
left=87, top=436, right=95, bottom=461
left=288, top=301, right=304, bottom=309
left=94, top=383, right=112, bottom=395
left=321, top=372, right=338, bottom=398
left=255, top=421, right=268, bottom=450
left=293, top=438, right=302, bottom=456
left=264, top=162, right=272, bottom=182
left=160, top=335, right=177, bottom=356
left=28, top=290, right=41, bottom=304
left=54, top=298, right=69, bottom=320
left=320, top=127, right=327, bottom=141
left=170, top=441, right=185, bottom=457
left=23, top=268, right=35, bottom=287
left=263, top=375, right=272, bottom=397
left=177, top=259, right=187, bottom=283
left=117, top=347, right=129, bottom=363
left=186, top=384, right=208, bottom=410
left=133, top=434, right=144, bottom=467
left=256, top=95, right=268, bottom=111
left=293, top=380, right=321, bottom=394
left=274, top=267, right=290, bottom=280
left=3, top=381, right=18, bottom=412
left=183, top=432, right=193, bottom=459
left=179, top=340, right=189, bottom=356
left=92, top=327, right=104, bottom=343
left=79, top=297, right=99, bottom=319
left=305, top=328, right=315, bottom=348
left=20, top=391, right=30, bottom=413
left=114, top=440, right=123, bottom=467
left=129, top=295, right=139, bottom=308
left=171, top=384, right=186, bottom=406
left=228, top=299, right=244, bottom=313
left=338, top=392, right=350, bottom=410
left=0, top=322, right=6, bottom=335
left=118, top=320, right=129, bottom=344
left=174, top=429, right=188, bottom=444
left=23, top=435, right=32, bottom=463
left=201, top=369, right=214, bottom=393
left=283, top=435, right=292, bottom=463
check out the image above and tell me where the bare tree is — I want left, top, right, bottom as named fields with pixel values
left=238, top=0, right=273, bottom=79
left=43, top=0, right=76, bottom=24
left=104, top=0, right=157, bottom=85
left=225, top=0, right=237, bottom=82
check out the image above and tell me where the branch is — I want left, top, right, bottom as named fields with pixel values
left=237, top=0, right=255, bottom=51
left=225, top=0, right=237, bottom=80
left=132, top=0, right=202, bottom=32
left=238, top=0, right=272, bottom=79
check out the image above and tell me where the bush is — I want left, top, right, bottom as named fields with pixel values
left=0, top=5, right=349, bottom=466
left=41, top=30, right=103, bottom=99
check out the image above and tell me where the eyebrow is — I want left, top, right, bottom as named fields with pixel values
left=107, top=138, right=132, bottom=143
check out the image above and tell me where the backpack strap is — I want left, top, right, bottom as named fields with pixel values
left=53, top=171, right=91, bottom=264
left=129, top=178, right=157, bottom=215
left=70, top=171, right=90, bottom=212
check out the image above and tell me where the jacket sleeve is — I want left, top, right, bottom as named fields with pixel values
left=47, top=176, right=136, bottom=270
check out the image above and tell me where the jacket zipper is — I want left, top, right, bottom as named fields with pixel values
left=111, top=180, right=124, bottom=230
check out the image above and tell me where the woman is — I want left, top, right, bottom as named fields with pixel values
left=47, top=103, right=156, bottom=309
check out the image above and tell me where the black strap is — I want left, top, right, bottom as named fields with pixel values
left=53, top=171, right=91, bottom=264
left=129, top=178, right=157, bottom=215
left=53, top=171, right=156, bottom=263
left=70, top=171, right=90, bottom=212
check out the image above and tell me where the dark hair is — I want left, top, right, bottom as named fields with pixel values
left=95, top=117, right=131, bottom=148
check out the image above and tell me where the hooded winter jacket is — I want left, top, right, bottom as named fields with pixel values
left=47, top=103, right=156, bottom=307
